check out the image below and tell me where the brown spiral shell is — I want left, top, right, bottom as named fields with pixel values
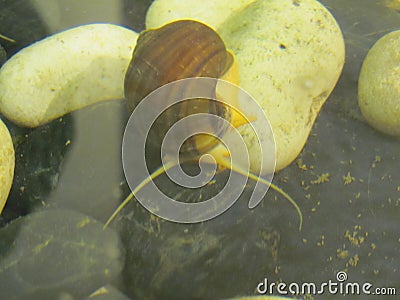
left=124, top=20, right=235, bottom=157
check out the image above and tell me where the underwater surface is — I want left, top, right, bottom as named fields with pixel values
left=0, top=0, right=399, bottom=299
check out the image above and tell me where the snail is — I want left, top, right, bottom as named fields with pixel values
left=104, top=20, right=302, bottom=229
left=124, top=19, right=241, bottom=157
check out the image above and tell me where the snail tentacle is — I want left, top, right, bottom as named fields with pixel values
left=103, top=160, right=176, bottom=229
left=104, top=150, right=302, bottom=230
left=209, top=150, right=302, bottom=231
left=0, top=33, right=15, bottom=43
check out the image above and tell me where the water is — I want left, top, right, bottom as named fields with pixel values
left=0, top=0, right=399, bottom=299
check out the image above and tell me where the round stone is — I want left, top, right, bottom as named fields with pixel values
left=358, top=30, right=400, bottom=136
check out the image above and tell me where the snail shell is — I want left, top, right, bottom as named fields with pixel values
left=124, top=20, right=238, bottom=158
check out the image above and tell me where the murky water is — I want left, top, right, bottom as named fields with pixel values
left=0, top=0, right=399, bottom=299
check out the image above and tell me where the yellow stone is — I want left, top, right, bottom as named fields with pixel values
left=0, top=118, right=14, bottom=213
left=358, top=30, right=400, bottom=136
left=0, top=24, right=138, bottom=127
left=146, top=0, right=345, bottom=171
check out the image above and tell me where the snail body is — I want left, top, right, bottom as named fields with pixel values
left=105, top=20, right=302, bottom=229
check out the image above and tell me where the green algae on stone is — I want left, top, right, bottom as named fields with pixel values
left=1, top=116, right=71, bottom=224
left=0, top=209, right=125, bottom=299
left=119, top=175, right=284, bottom=299
left=0, top=44, right=6, bottom=65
